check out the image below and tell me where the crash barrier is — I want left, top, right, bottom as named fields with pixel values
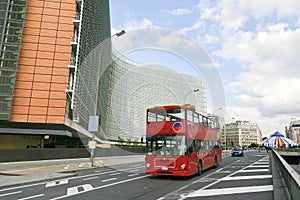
left=271, top=149, right=300, bottom=200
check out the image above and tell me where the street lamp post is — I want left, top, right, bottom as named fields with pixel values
left=90, top=30, right=126, bottom=166
left=94, top=30, right=126, bottom=115
left=184, top=89, right=199, bottom=104
left=224, top=117, right=235, bottom=150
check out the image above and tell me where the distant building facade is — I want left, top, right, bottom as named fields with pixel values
left=286, top=119, right=300, bottom=144
left=222, top=120, right=262, bottom=148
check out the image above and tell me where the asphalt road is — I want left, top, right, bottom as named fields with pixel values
left=0, top=150, right=272, bottom=200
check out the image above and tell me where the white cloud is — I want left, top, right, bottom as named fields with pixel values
left=230, top=73, right=300, bottom=116
left=170, top=8, right=193, bottom=16
left=217, top=25, right=300, bottom=78
left=124, top=18, right=153, bottom=30
left=203, top=0, right=300, bottom=133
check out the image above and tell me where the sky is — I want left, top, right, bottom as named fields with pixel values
left=109, top=0, right=300, bottom=137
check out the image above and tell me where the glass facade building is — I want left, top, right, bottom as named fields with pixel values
left=103, top=56, right=207, bottom=141
left=0, top=0, right=27, bottom=120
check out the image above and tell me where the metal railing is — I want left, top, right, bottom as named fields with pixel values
left=272, top=149, right=300, bottom=200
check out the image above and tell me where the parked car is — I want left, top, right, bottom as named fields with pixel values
left=231, top=147, right=244, bottom=156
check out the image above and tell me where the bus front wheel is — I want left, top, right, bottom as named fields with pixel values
left=197, top=160, right=202, bottom=176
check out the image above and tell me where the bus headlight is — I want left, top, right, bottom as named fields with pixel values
left=146, top=163, right=151, bottom=168
left=180, top=164, right=186, bottom=169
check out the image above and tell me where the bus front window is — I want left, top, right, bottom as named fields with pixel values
left=146, top=135, right=186, bottom=156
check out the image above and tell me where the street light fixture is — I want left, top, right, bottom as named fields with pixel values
left=184, top=89, right=200, bottom=104
left=224, top=117, right=235, bottom=150
left=115, top=30, right=125, bottom=37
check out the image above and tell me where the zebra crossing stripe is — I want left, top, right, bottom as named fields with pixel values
left=239, top=169, right=268, bottom=172
left=221, top=175, right=272, bottom=181
left=186, top=185, right=273, bottom=197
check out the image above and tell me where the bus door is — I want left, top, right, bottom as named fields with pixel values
left=188, top=140, right=200, bottom=174
left=201, top=140, right=211, bottom=169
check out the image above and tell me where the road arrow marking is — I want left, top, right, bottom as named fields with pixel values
left=67, top=184, right=94, bottom=196
left=45, top=179, right=68, bottom=188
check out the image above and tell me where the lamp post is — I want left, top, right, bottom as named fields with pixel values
left=184, top=89, right=199, bottom=104
left=224, top=117, right=235, bottom=150
left=94, top=30, right=126, bottom=115
left=90, top=30, right=125, bottom=166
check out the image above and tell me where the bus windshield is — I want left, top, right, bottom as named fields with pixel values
left=147, top=108, right=185, bottom=122
left=146, top=134, right=186, bottom=156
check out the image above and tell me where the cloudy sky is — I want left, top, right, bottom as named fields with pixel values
left=109, top=0, right=300, bottom=137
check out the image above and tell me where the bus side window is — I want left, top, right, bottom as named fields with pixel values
left=194, top=140, right=201, bottom=151
left=203, top=141, right=209, bottom=150
left=187, top=110, right=193, bottom=122
left=193, top=112, right=199, bottom=124
left=202, top=117, right=208, bottom=127
left=207, top=118, right=213, bottom=128
left=188, top=140, right=195, bottom=153
left=200, top=140, right=205, bottom=150
left=198, top=114, right=203, bottom=125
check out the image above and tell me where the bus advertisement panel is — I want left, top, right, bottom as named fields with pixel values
left=145, top=105, right=221, bottom=176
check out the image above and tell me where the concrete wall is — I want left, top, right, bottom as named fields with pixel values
left=0, top=147, right=146, bottom=162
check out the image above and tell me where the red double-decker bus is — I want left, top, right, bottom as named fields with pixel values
left=145, top=104, right=222, bottom=176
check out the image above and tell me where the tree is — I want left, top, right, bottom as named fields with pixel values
left=249, top=143, right=258, bottom=148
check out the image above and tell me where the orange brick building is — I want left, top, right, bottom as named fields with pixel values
left=0, top=0, right=111, bottom=149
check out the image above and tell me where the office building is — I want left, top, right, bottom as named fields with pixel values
left=0, top=0, right=111, bottom=149
left=222, top=120, right=262, bottom=148
left=286, top=119, right=300, bottom=144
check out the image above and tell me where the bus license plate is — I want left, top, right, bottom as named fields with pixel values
left=162, top=167, right=168, bottom=170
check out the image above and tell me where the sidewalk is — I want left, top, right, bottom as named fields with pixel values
left=0, top=155, right=145, bottom=188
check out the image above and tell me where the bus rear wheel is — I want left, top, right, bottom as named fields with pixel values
left=197, top=160, right=202, bottom=176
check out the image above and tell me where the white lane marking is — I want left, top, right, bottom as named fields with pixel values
left=0, top=170, right=115, bottom=192
left=0, top=191, right=22, bottom=197
left=247, top=165, right=269, bottom=168
left=239, top=169, right=269, bottom=172
left=18, top=194, right=44, bottom=200
left=93, top=170, right=111, bottom=173
left=110, top=172, right=121, bottom=176
left=83, top=176, right=99, bottom=181
left=102, top=178, right=117, bottom=182
left=66, top=184, right=94, bottom=196
left=255, top=162, right=269, bottom=164
left=222, top=175, right=272, bottom=181
left=50, top=175, right=150, bottom=200
left=113, top=166, right=144, bottom=172
left=45, top=179, right=68, bottom=187
left=186, top=185, right=273, bottom=197
left=129, top=169, right=139, bottom=172
left=128, top=174, right=139, bottom=177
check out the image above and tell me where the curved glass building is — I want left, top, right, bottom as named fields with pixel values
left=102, top=55, right=207, bottom=141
